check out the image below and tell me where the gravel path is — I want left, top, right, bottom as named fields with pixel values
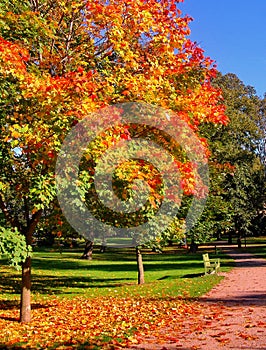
left=130, top=248, right=266, bottom=350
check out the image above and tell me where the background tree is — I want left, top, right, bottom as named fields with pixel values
left=0, top=0, right=227, bottom=322
left=190, top=73, right=266, bottom=242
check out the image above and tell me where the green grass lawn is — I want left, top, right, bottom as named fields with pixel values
left=238, top=236, right=266, bottom=258
left=1, top=238, right=265, bottom=350
left=0, top=245, right=234, bottom=302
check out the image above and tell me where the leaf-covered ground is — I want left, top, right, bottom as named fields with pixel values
left=0, top=247, right=230, bottom=349
left=131, top=249, right=266, bottom=349
left=0, top=295, right=203, bottom=349
left=2, top=247, right=265, bottom=349
left=2, top=250, right=266, bottom=350
left=5, top=295, right=262, bottom=350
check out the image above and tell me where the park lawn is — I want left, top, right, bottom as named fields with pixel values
left=0, top=246, right=233, bottom=300
left=0, top=246, right=234, bottom=349
left=245, top=245, right=266, bottom=258
left=239, top=236, right=266, bottom=258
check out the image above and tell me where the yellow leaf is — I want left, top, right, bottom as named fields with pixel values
left=11, top=130, right=21, bottom=139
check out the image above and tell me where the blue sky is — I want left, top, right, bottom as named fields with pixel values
left=178, top=0, right=266, bottom=97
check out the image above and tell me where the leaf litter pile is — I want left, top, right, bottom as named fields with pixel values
left=0, top=295, right=206, bottom=349
left=2, top=295, right=265, bottom=349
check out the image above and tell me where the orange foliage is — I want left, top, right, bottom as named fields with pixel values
left=0, top=296, right=202, bottom=349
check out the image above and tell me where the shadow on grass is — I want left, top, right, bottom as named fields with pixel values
left=0, top=249, right=234, bottom=297
left=30, top=252, right=235, bottom=274
left=31, top=252, right=205, bottom=270
left=157, top=272, right=204, bottom=279
left=0, top=300, right=52, bottom=322
left=181, top=272, right=204, bottom=278
left=0, top=275, right=136, bottom=295
left=0, top=300, right=53, bottom=310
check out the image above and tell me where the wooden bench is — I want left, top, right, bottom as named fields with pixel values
left=203, top=253, right=220, bottom=275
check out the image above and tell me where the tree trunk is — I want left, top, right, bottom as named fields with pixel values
left=81, top=240, right=94, bottom=259
left=189, top=239, right=198, bottom=253
left=20, top=256, right=31, bottom=323
left=19, top=209, right=42, bottom=323
left=136, top=247, right=145, bottom=285
left=228, top=231, right=233, bottom=244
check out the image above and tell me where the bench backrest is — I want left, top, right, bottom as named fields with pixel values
left=203, top=253, right=210, bottom=266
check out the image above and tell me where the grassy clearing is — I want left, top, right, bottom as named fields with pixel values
left=238, top=236, right=266, bottom=258
left=0, top=245, right=235, bottom=349
left=0, top=245, right=234, bottom=302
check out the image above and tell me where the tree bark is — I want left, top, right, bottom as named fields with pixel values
left=228, top=231, right=233, bottom=244
left=136, top=247, right=145, bottom=285
left=81, top=240, right=94, bottom=259
left=189, top=239, right=198, bottom=253
left=19, top=209, right=42, bottom=323
left=20, top=256, right=31, bottom=323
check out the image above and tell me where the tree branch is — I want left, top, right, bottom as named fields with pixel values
left=26, top=209, right=43, bottom=245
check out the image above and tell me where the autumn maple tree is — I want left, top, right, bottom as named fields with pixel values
left=0, top=0, right=227, bottom=323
